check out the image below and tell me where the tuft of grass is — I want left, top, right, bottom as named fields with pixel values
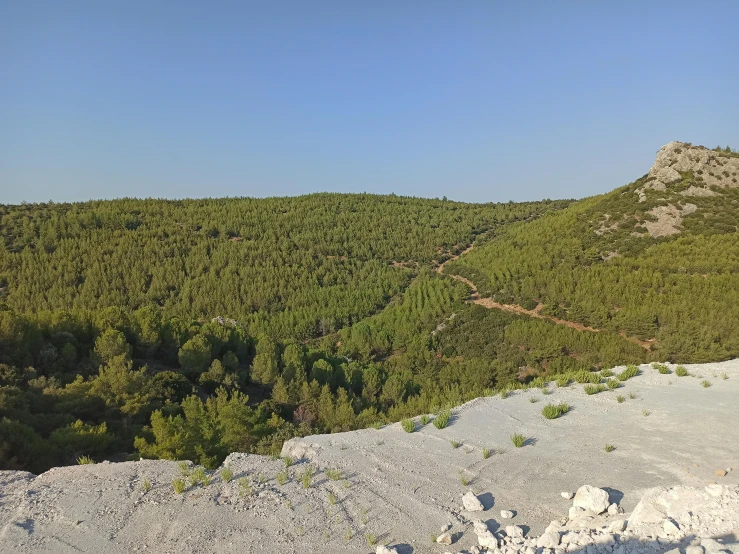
left=370, top=421, right=383, bottom=429
left=629, top=392, right=637, bottom=399
left=540, top=387, right=550, bottom=395
left=722, top=373, right=728, bottom=380
left=606, top=378, right=621, bottom=390
left=328, top=491, right=337, bottom=505
left=77, top=455, right=95, bottom=465
left=642, top=409, right=650, bottom=416
left=366, top=533, right=378, bottom=547
left=618, top=365, right=640, bottom=381
left=500, top=388, right=510, bottom=399
left=616, top=395, right=626, bottom=403
left=459, top=472, right=471, bottom=486
left=190, top=466, right=206, bottom=486
left=282, top=456, right=292, bottom=467
left=529, top=396, right=539, bottom=403
left=276, top=469, right=289, bottom=486
left=345, top=528, right=352, bottom=543
left=675, top=365, right=689, bottom=377
left=237, top=477, right=253, bottom=497
left=299, top=466, right=314, bottom=489
left=555, top=375, right=571, bottom=387
left=450, top=439, right=461, bottom=449
left=511, top=433, right=526, bottom=448
left=220, top=465, right=233, bottom=483
left=172, top=478, right=186, bottom=494
left=433, top=409, right=451, bottom=429
left=604, top=444, right=616, bottom=453
left=600, top=368, right=614, bottom=377
left=701, top=380, right=711, bottom=388
left=401, top=418, right=416, bottom=433
left=178, top=461, right=191, bottom=477
left=652, top=363, right=671, bottom=375
left=141, top=478, right=152, bottom=492
left=584, top=383, right=607, bottom=395
left=420, top=414, right=431, bottom=426
left=482, top=448, right=491, bottom=459
left=541, top=402, right=570, bottom=419
left=325, top=468, right=343, bottom=481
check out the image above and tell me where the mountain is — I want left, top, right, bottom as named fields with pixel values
left=445, top=142, right=739, bottom=363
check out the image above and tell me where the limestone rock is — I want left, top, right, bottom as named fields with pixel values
left=501, top=510, right=515, bottom=519
left=715, top=469, right=727, bottom=477
left=654, top=166, right=681, bottom=185
left=705, top=484, right=724, bottom=497
left=607, top=503, right=620, bottom=515
left=376, top=546, right=399, bottom=554
left=505, top=525, right=525, bottom=539
left=573, top=485, right=610, bottom=515
left=686, top=546, right=705, bottom=554
left=607, top=520, right=626, bottom=533
left=473, top=520, right=498, bottom=549
left=462, top=490, right=485, bottom=512
left=663, top=519, right=680, bottom=535
left=536, top=532, right=561, bottom=548
left=437, top=532, right=453, bottom=545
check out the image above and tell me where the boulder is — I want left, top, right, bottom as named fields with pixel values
left=573, top=485, right=610, bottom=515
left=462, top=490, right=485, bottom=511
left=501, top=510, right=515, bottom=519
left=505, top=525, right=525, bottom=539
left=536, top=532, right=561, bottom=548
left=473, top=520, right=498, bottom=549
left=607, top=519, right=626, bottom=533
left=607, top=503, right=621, bottom=515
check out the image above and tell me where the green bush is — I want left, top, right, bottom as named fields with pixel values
left=401, top=419, right=416, bottom=433
left=510, top=433, right=527, bottom=448
left=618, top=365, right=640, bottom=381
left=675, top=365, right=689, bottom=377
left=652, top=363, right=671, bottom=374
left=433, top=410, right=451, bottom=429
left=584, top=384, right=607, bottom=395
left=541, top=402, right=570, bottom=419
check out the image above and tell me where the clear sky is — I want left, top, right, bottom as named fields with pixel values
left=2, top=0, right=737, bottom=205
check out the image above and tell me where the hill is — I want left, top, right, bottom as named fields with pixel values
left=445, top=142, right=739, bottom=363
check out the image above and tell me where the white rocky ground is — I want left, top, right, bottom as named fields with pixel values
left=1, top=360, right=738, bottom=554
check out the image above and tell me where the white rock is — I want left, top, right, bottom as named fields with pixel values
left=663, top=519, right=680, bottom=535
left=607, top=503, right=620, bottom=515
left=501, top=510, right=515, bottom=519
left=376, top=546, right=399, bottom=554
left=537, top=532, right=561, bottom=548
left=664, top=549, right=681, bottom=554
left=685, top=547, right=704, bottom=554
left=437, top=532, right=453, bottom=545
left=561, top=492, right=575, bottom=499
left=440, top=523, right=451, bottom=532
left=701, top=539, right=725, bottom=553
left=462, top=490, right=485, bottom=511
left=607, top=519, right=626, bottom=533
left=573, top=485, right=610, bottom=515
left=705, top=484, right=724, bottom=497
left=505, top=525, right=525, bottom=539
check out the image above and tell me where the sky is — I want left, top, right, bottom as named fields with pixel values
left=1, top=0, right=738, bottom=205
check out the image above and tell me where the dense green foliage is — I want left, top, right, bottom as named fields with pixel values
left=446, top=153, right=739, bottom=362
left=1, top=194, right=568, bottom=472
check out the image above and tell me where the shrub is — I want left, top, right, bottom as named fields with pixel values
left=629, top=392, right=637, bottom=399
left=189, top=466, right=206, bottom=486
left=584, top=384, right=607, bottom=395
left=722, top=373, right=728, bottom=380
left=276, top=469, right=289, bottom=485
left=299, top=466, right=314, bottom=489
left=604, top=444, right=615, bottom=452
left=433, top=410, right=451, bottom=429
left=618, top=365, right=640, bottom=381
left=172, top=478, right=186, bottom=494
left=616, top=395, right=626, bottom=403
left=642, top=409, right=650, bottom=416
left=606, top=378, right=621, bottom=390
left=282, top=456, right=292, bottom=467
left=141, top=478, right=152, bottom=492
left=450, top=440, right=461, bottom=449
left=459, top=472, right=471, bottom=486
left=366, top=533, right=378, bottom=547
left=500, top=389, right=510, bottom=399
left=401, top=419, right=416, bottom=433
left=675, top=365, right=689, bottom=377
left=237, top=477, right=253, bottom=497
left=529, top=397, right=539, bottom=403
left=220, top=465, right=233, bottom=483
left=482, top=448, right=491, bottom=459
left=652, top=363, right=671, bottom=375
left=178, top=461, right=191, bottom=477
left=555, top=375, right=571, bottom=387
left=328, top=491, right=337, bottom=505
left=325, top=468, right=343, bottom=481
left=511, top=433, right=526, bottom=448
left=540, top=387, right=550, bottom=395
left=420, top=414, right=431, bottom=426
left=600, top=369, right=614, bottom=377
left=529, top=376, right=546, bottom=388
left=701, top=380, right=711, bottom=388
left=541, top=402, right=570, bottom=419
left=77, top=455, right=95, bottom=465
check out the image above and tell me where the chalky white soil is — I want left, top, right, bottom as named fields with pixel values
left=1, top=361, right=738, bottom=554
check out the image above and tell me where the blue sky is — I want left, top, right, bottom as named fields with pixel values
left=1, top=0, right=737, bottom=204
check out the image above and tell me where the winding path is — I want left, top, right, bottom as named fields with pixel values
left=437, top=243, right=654, bottom=350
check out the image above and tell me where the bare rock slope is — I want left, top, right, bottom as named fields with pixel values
left=2, top=360, right=738, bottom=554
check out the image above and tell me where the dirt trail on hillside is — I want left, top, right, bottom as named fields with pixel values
left=438, top=244, right=653, bottom=350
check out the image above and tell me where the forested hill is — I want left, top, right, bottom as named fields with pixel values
left=445, top=142, right=739, bottom=363
left=0, top=193, right=562, bottom=339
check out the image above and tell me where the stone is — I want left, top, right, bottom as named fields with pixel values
left=463, top=490, right=485, bottom=512
left=506, top=525, right=525, bottom=539
left=664, top=549, right=681, bottom=554
left=573, top=485, right=610, bottom=515
left=607, top=520, right=626, bottom=533
left=561, top=492, right=575, bottom=500
left=686, top=547, right=704, bottom=554
left=705, top=484, right=724, bottom=497
left=654, top=166, right=681, bottom=185
left=607, top=503, right=620, bottom=516
left=715, top=469, right=727, bottom=477
left=569, top=506, right=595, bottom=519
left=537, top=532, right=561, bottom=548
left=376, top=546, right=399, bottom=554
left=700, top=539, right=725, bottom=553
left=437, top=532, right=453, bottom=545
left=473, top=520, right=498, bottom=550
left=501, top=510, right=515, bottom=519
left=441, top=523, right=451, bottom=532
left=663, top=519, right=680, bottom=535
